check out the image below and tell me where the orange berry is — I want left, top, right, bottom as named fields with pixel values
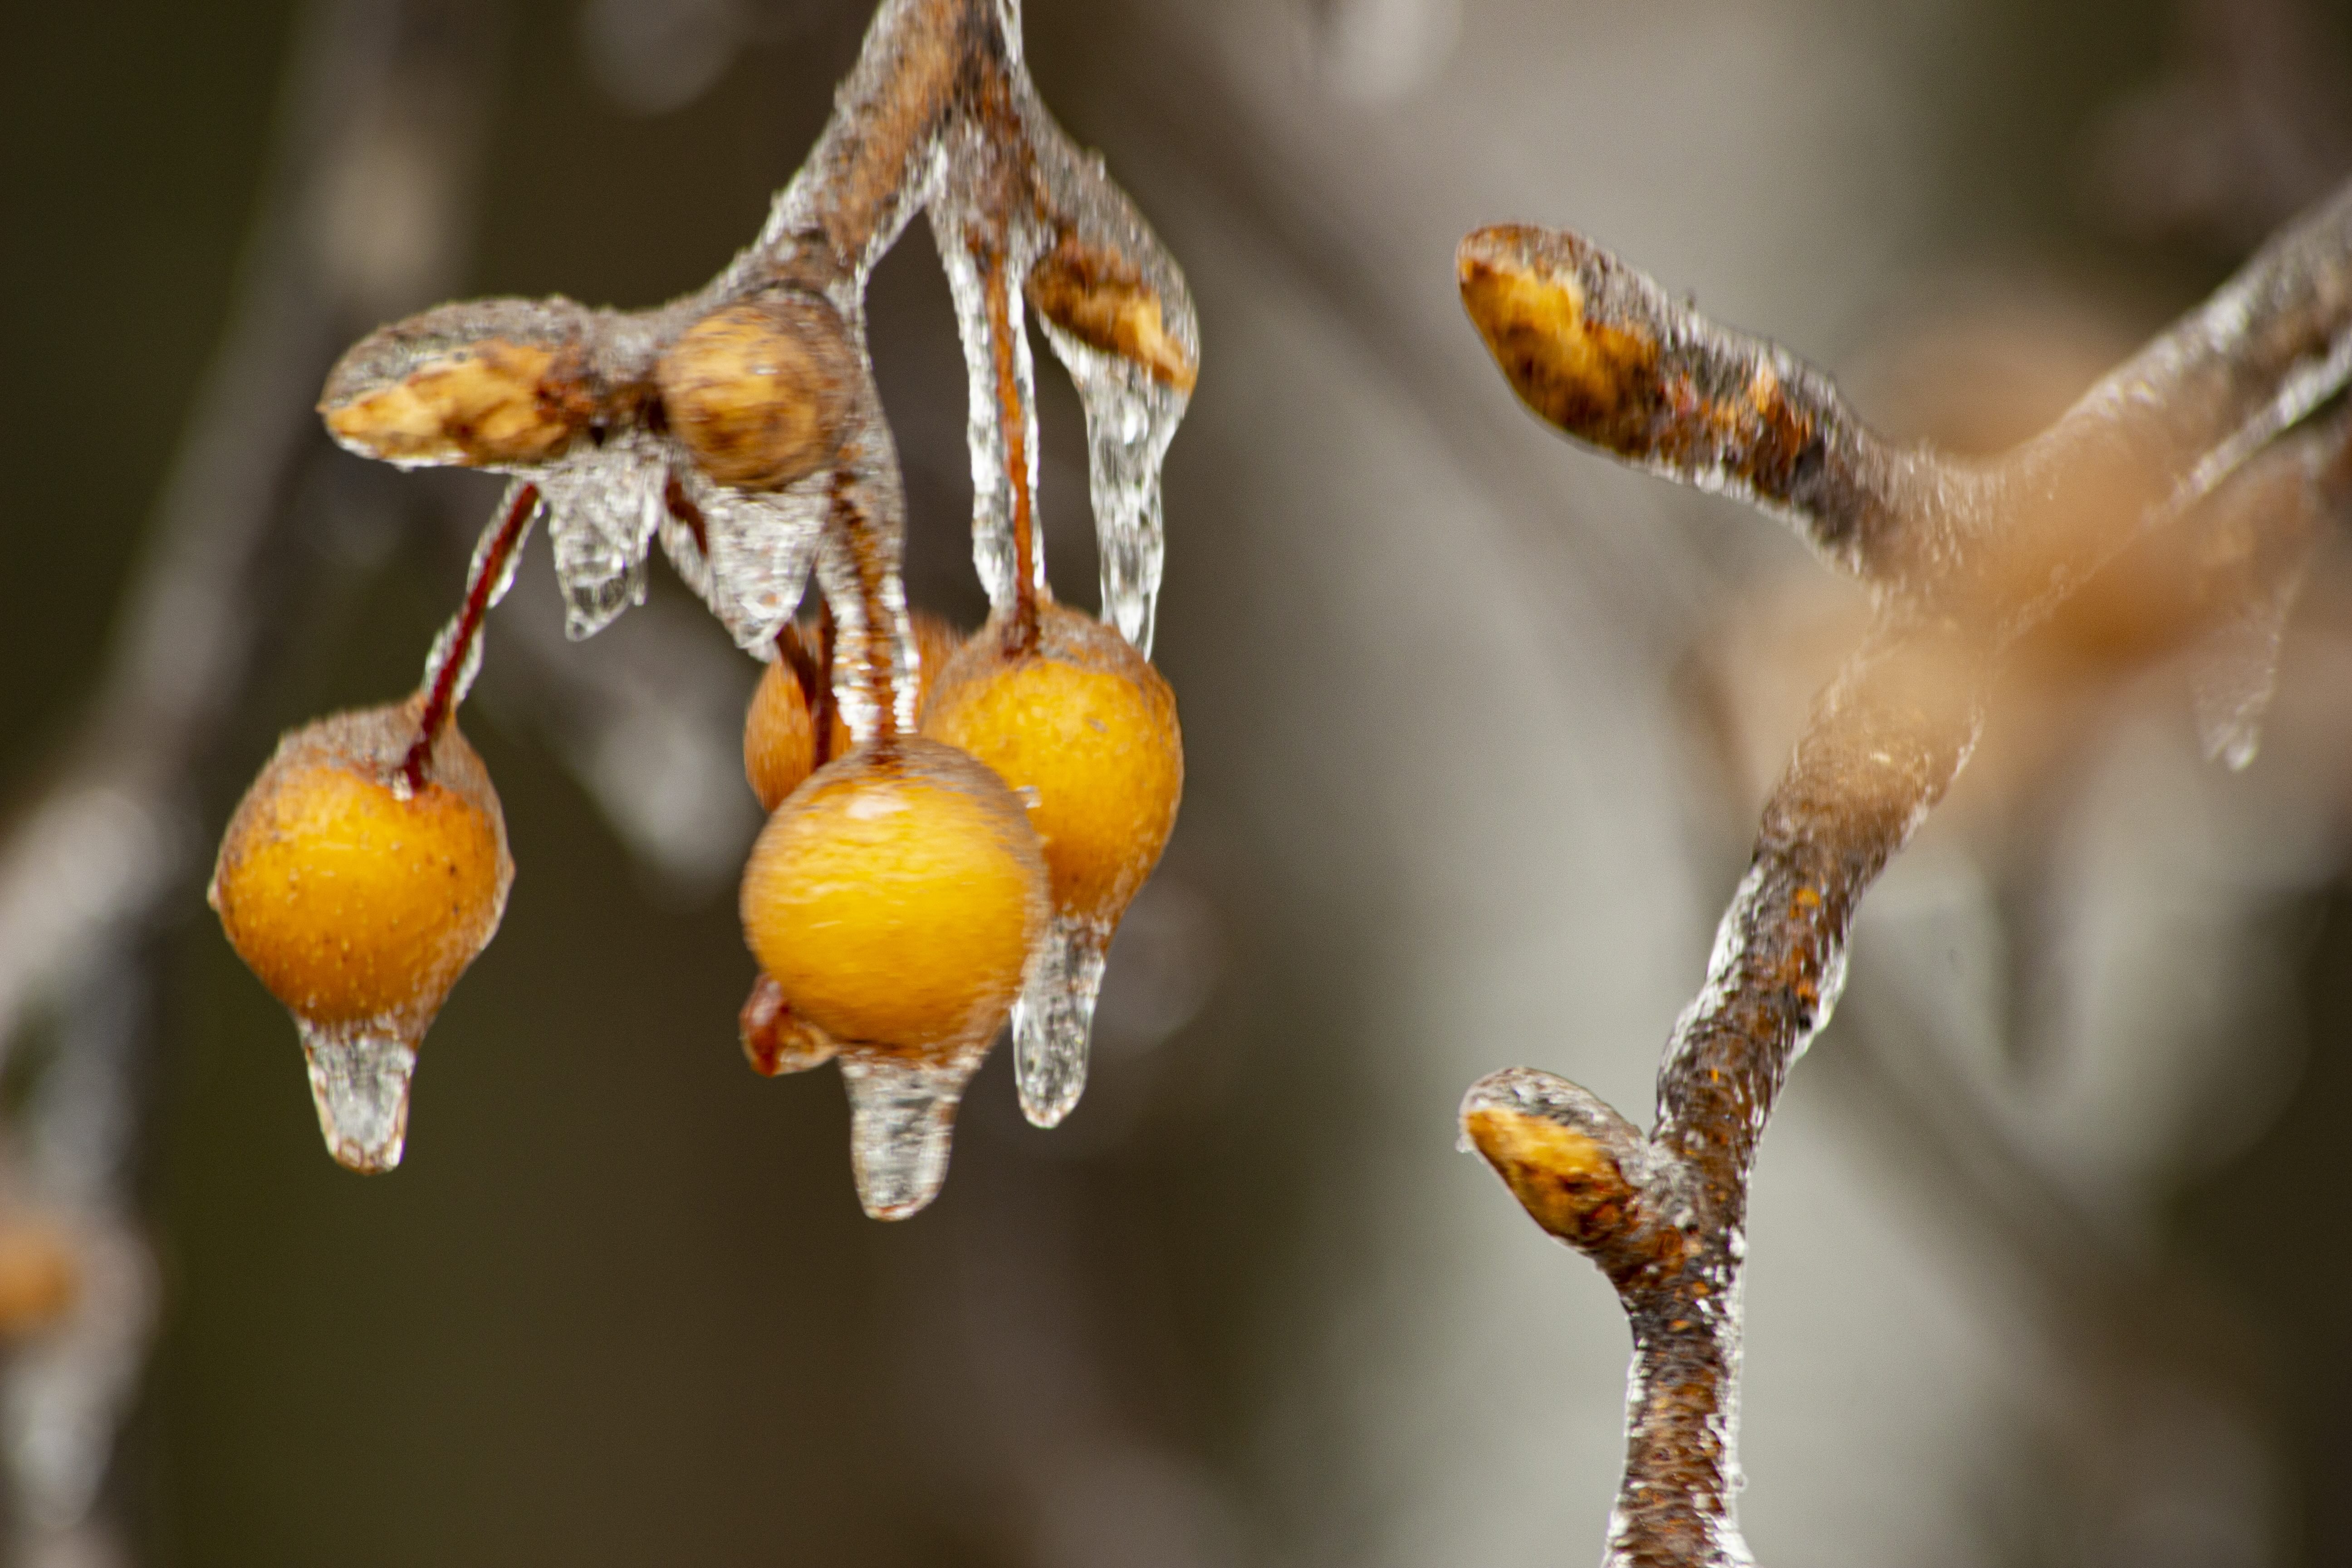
left=743, top=655, right=818, bottom=813
left=922, top=600, right=1181, bottom=926
left=210, top=700, right=512, bottom=1034
left=658, top=295, right=854, bottom=489
left=740, top=738, right=1045, bottom=1054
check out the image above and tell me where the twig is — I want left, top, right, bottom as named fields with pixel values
left=1456, top=178, right=2352, bottom=1568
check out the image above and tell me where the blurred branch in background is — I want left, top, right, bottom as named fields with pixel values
left=0, top=2, right=502, bottom=1558
left=1458, top=173, right=2352, bottom=1567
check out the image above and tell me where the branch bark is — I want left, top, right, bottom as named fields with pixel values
left=1457, top=178, right=2352, bottom=1568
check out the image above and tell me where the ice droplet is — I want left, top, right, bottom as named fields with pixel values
left=932, top=207, right=1047, bottom=614
left=1011, top=913, right=1111, bottom=1127
left=1036, top=319, right=1187, bottom=656
left=662, top=464, right=829, bottom=650
left=296, top=1019, right=419, bottom=1174
left=537, top=431, right=666, bottom=640
left=838, top=1051, right=980, bottom=1219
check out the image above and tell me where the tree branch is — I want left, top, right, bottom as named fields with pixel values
left=1458, top=177, right=2352, bottom=1568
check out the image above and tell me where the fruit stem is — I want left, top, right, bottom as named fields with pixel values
left=831, top=475, right=903, bottom=741
left=983, top=249, right=1042, bottom=653
left=402, top=481, right=538, bottom=791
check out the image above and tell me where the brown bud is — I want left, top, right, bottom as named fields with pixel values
left=323, top=337, right=596, bottom=467
left=1027, top=238, right=1197, bottom=392
left=658, top=295, right=855, bottom=489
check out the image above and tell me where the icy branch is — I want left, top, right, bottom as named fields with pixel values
left=1457, top=179, right=2352, bottom=1568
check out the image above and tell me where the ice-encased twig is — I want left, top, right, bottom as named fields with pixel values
left=1458, top=176, right=2352, bottom=1568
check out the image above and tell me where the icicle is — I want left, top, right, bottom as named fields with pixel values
left=1035, top=320, right=1187, bottom=655
left=932, top=209, right=1047, bottom=614
left=296, top=1020, right=421, bottom=1174
left=1010, top=912, right=1112, bottom=1127
left=1014, top=101, right=1197, bottom=656
left=420, top=480, right=539, bottom=712
left=665, top=465, right=830, bottom=650
left=537, top=431, right=667, bottom=640
left=838, top=1051, right=981, bottom=1219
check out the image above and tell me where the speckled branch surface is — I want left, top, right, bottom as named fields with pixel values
left=1455, top=181, right=2352, bottom=1568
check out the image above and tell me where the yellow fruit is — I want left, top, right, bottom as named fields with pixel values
left=922, top=600, right=1181, bottom=924
left=740, top=738, right=1045, bottom=1054
left=658, top=295, right=853, bottom=489
left=743, top=655, right=818, bottom=813
left=210, top=701, right=512, bottom=1032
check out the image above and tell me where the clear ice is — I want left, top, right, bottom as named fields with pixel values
left=296, top=1019, right=421, bottom=1174
left=838, top=1051, right=982, bottom=1219
left=1035, top=320, right=1187, bottom=656
left=537, top=429, right=668, bottom=641
left=668, top=465, right=829, bottom=651
left=420, top=479, right=539, bottom=709
left=933, top=207, right=1049, bottom=614
left=1020, top=102, right=1197, bottom=656
left=811, top=458, right=921, bottom=743
left=1011, top=913, right=1111, bottom=1127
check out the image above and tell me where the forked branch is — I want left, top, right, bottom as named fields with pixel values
left=1457, top=179, right=2352, bottom=1568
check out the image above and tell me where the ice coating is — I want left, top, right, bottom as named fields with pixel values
left=420, top=480, right=539, bottom=713
left=537, top=429, right=668, bottom=641
left=810, top=448, right=920, bottom=742
left=1019, top=98, right=1198, bottom=653
left=297, top=1021, right=420, bottom=1174
left=211, top=701, right=511, bottom=1173
left=1035, top=321, right=1187, bottom=654
left=730, top=0, right=954, bottom=313
left=667, top=464, right=829, bottom=650
left=933, top=207, right=1049, bottom=612
left=838, top=1050, right=983, bottom=1219
left=1009, top=912, right=1110, bottom=1127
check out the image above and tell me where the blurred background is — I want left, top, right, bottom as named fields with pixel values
left=5, top=0, right=2352, bottom=1563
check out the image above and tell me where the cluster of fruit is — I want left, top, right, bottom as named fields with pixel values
left=209, top=257, right=1187, bottom=1215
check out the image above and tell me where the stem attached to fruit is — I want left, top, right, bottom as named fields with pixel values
left=983, top=248, right=1043, bottom=652
left=402, top=481, right=539, bottom=791
left=830, top=475, right=904, bottom=742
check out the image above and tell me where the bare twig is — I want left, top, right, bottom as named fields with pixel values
left=1457, top=179, right=2352, bottom=1568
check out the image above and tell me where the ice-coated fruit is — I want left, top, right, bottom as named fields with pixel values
left=922, top=600, right=1181, bottom=924
left=740, top=737, right=1045, bottom=1054
left=211, top=702, right=510, bottom=1029
left=209, top=699, right=512, bottom=1172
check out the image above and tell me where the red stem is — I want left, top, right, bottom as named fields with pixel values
left=402, top=481, right=539, bottom=790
